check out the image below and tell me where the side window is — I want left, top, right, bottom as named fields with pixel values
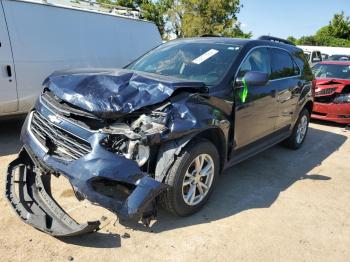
left=311, top=51, right=322, bottom=62
left=270, top=48, right=298, bottom=79
left=317, top=51, right=322, bottom=61
left=238, top=47, right=270, bottom=78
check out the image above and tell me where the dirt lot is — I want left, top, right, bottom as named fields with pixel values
left=0, top=118, right=349, bottom=262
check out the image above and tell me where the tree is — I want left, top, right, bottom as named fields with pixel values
left=100, top=0, right=250, bottom=39
left=161, top=0, right=251, bottom=39
left=328, top=11, right=350, bottom=39
left=140, top=0, right=171, bottom=37
left=287, top=36, right=297, bottom=44
left=178, top=0, right=248, bottom=38
left=297, top=35, right=318, bottom=45
left=289, top=12, right=350, bottom=47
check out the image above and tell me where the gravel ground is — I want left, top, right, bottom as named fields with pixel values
left=0, top=118, right=349, bottom=262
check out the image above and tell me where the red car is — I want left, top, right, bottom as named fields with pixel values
left=311, top=61, right=350, bottom=124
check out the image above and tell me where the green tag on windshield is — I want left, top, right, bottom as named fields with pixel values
left=240, top=78, right=248, bottom=103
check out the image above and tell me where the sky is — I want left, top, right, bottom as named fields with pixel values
left=237, top=0, right=350, bottom=39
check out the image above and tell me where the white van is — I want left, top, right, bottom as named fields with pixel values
left=0, top=0, right=162, bottom=117
left=301, top=48, right=322, bottom=67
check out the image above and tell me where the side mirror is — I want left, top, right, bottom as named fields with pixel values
left=236, top=71, right=269, bottom=87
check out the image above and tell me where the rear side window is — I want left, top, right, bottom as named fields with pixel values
left=270, top=48, right=299, bottom=79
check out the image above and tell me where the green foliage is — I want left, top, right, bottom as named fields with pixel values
left=104, top=0, right=250, bottom=39
left=140, top=0, right=171, bottom=37
left=328, top=11, right=350, bottom=39
left=179, top=0, right=244, bottom=37
left=287, top=36, right=297, bottom=44
left=291, top=12, right=350, bottom=47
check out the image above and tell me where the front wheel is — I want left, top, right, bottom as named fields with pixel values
left=283, top=108, right=310, bottom=149
left=161, top=139, right=219, bottom=216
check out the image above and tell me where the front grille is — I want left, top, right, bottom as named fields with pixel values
left=315, top=87, right=337, bottom=96
left=30, top=111, right=92, bottom=161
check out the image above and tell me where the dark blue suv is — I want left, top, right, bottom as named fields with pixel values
left=6, top=36, right=314, bottom=236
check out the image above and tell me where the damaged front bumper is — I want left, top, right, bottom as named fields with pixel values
left=5, top=101, right=167, bottom=237
left=312, top=102, right=350, bottom=124
left=6, top=149, right=101, bottom=237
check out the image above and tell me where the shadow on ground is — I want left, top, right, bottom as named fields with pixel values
left=0, top=117, right=25, bottom=156
left=1, top=118, right=347, bottom=248
left=121, top=126, right=347, bottom=234
left=61, top=232, right=121, bottom=248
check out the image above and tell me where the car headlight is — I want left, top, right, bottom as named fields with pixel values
left=333, top=94, right=350, bottom=104
left=101, top=112, right=168, bottom=167
left=101, top=135, right=150, bottom=167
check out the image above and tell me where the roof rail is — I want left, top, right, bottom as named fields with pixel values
left=257, top=35, right=295, bottom=46
left=200, top=34, right=222, bottom=37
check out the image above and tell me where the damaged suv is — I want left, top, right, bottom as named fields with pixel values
left=6, top=36, right=314, bottom=237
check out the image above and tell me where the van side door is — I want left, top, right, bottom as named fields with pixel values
left=0, top=2, right=17, bottom=114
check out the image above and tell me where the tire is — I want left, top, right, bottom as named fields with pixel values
left=161, top=138, right=220, bottom=216
left=283, top=108, right=310, bottom=149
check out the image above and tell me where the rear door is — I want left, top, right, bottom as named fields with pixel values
left=0, top=2, right=17, bottom=114
left=269, top=48, right=301, bottom=129
left=234, top=47, right=278, bottom=148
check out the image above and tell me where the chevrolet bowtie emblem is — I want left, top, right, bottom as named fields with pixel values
left=48, top=114, right=62, bottom=124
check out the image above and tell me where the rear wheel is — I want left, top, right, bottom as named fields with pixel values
left=283, top=108, right=310, bottom=149
left=161, top=139, right=219, bottom=216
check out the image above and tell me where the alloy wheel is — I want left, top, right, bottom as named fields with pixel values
left=181, top=154, right=215, bottom=206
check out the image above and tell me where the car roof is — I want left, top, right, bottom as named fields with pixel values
left=169, top=37, right=302, bottom=52
left=168, top=37, right=251, bottom=45
left=319, top=61, right=350, bottom=65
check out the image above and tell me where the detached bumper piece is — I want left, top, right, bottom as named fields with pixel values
left=6, top=148, right=168, bottom=236
left=5, top=150, right=100, bottom=237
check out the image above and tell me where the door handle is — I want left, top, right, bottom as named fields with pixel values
left=6, top=65, right=12, bottom=77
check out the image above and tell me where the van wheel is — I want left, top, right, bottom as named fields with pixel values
left=283, top=108, right=310, bottom=149
left=161, top=139, right=219, bottom=216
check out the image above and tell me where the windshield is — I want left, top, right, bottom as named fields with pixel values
left=329, top=55, right=350, bottom=61
left=127, top=41, right=241, bottom=85
left=312, top=63, right=350, bottom=79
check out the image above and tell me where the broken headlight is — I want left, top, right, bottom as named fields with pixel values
left=125, top=140, right=150, bottom=167
left=333, top=94, right=350, bottom=104
left=101, top=135, right=150, bottom=167
left=101, top=112, right=168, bottom=167
left=101, top=113, right=166, bottom=167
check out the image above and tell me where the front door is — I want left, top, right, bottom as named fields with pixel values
left=233, top=47, right=278, bottom=148
left=0, top=3, right=17, bottom=114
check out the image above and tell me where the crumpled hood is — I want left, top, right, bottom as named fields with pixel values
left=315, top=78, right=350, bottom=96
left=43, top=68, right=205, bottom=118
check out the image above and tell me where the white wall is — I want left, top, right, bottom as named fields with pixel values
left=298, top=45, right=350, bottom=56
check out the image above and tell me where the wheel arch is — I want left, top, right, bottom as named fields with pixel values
left=154, top=127, right=227, bottom=183
left=302, top=100, right=313, bottom=115
left=194, top=128, right=227, bottom=173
